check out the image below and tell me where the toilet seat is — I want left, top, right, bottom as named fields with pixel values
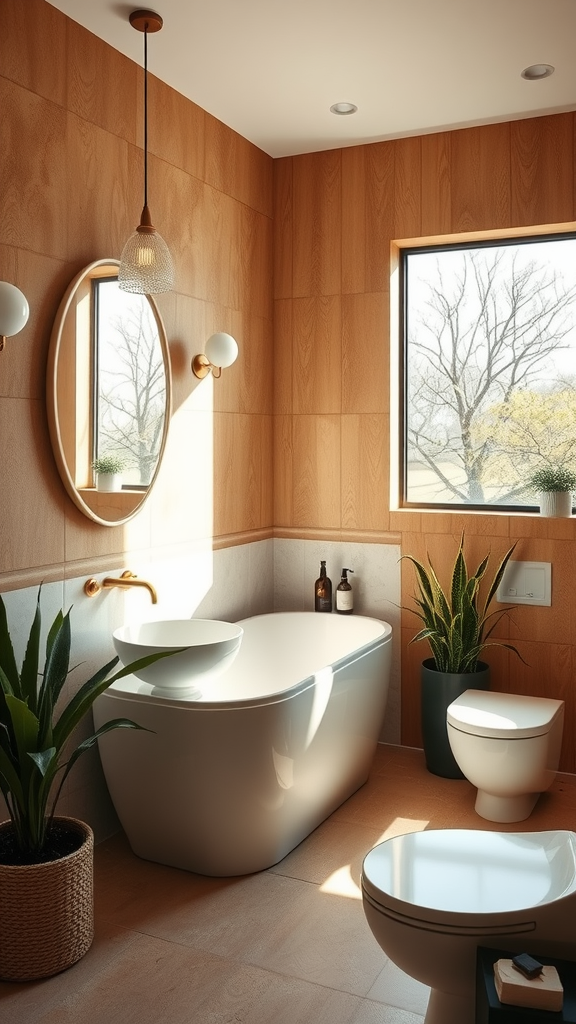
left=362, top=829, right=576, bottom=928
left=447, top=690, right=564, bottom=739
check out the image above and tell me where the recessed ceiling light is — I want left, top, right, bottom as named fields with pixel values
left=521, top=64, right=555, bottom=81
left=330, top=102, right=358, bottom=115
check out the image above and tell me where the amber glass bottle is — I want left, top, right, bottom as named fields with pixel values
left=314, top=561, right=332, bottom=612
left=335, top=568, right=354, bottom=614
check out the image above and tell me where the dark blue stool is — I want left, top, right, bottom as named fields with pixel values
left=476, top=947, right=576, bottom=1023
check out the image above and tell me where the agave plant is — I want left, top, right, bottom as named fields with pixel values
left=0, top=588, right=174, bottom=861
left=403, top=535, right=524, bottom=674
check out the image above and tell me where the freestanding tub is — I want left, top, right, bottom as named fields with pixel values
left=94, top=611, right=392, bottom=876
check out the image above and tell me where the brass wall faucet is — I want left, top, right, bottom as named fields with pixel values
left=84, top=570, right=158, bottom=604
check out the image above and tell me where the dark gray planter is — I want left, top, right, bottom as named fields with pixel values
left=420, top=658, right=491, bottom=778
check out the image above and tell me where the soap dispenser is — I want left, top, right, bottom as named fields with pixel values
left=314, top=560, right=332, bottom=613
left=336, top=568, right=354, bottom=614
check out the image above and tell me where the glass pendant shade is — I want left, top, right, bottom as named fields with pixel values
left=118, top=11, right=173, bottom=295
left=118, top=206, right=174, bottom=294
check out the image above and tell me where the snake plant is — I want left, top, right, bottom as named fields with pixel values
left=403, top=535, right=524, bottom=674
left=0, top=588, right=175, bottom=861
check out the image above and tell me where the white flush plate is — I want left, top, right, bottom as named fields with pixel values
left=496, top=561, right=551, bottom=606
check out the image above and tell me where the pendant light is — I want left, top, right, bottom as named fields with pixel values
left=118, top=9, right=174, bottom=294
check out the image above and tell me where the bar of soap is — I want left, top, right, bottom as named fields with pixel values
left=494, top=959, right=564, bottom=1011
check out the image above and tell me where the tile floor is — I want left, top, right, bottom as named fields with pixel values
left=2, top=743, right=576, bottom=1024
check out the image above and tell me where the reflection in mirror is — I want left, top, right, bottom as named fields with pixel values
left=47, top=259, right=171, bottom=526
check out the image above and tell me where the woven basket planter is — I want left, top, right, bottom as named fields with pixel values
left=0, top=816, right=94, bottom=982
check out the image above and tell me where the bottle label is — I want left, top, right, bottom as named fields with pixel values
left=336, top=589, right=353, bottom=612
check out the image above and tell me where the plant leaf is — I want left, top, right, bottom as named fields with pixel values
left=53, top=649, right=179, bottom=749
left=20, top=589, right=42, bottom=712
left=0, top=593, right=20, bottom=694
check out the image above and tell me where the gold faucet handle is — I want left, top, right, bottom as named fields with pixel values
left=84, top=578, right=102, bottom=598
left=118, top=571, right=138, bottom=583
left=84, top=571, right=137, bottom=598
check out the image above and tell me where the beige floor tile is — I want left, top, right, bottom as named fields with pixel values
left=0, top=923, right=139, bottom=1023
left=105, top=866, right=385, bottom=997
left=18, top=933, right=365, bottom=1024
left=350, top=1000, right=425, bottom=1023
left=269, top=817, right=385, bottom=887
left=3, top=742, right=576, bottom=1024
left=368, top=959, right=430, bottom=1015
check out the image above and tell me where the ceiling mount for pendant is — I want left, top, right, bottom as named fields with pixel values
left=129, top=9, right=163, bottom=33
left=118, top=8, right=174, bottom=295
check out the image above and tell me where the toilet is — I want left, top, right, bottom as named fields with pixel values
left=446, top=690, right=564, bottom=822
left=362, top=828, right=576, bottom=1024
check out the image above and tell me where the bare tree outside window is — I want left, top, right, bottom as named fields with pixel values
left=404, top=238, right=576, bottom=507
left=95, top=280, right=167, bottom=487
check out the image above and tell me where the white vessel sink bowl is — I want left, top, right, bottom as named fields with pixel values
left=113, top=619, right=243, bottom=696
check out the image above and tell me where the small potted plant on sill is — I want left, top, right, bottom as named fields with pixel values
left=91, top=454, right=125, bottom=493
left=402, top=534, right=524, bottom=778
left=528, top=466, right=576, bottom=518
left=0, top=588, right=175, bottom=982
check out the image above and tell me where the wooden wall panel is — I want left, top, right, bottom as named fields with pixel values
left=292, top=296, right=341, bottom=415
left=151, top=78, right=205, bottom=184
left=341, top=414, right=389, bottom=532
left=204, top=113, right=272, bottom=218
left=292, top=415, right=341, bottom=528
left=273, top=414, right=293, bottom=526
left=273, top=157, right=293, bottom=300
left=5, top=0, right=67, bottom=105
left=393, top=136, right=422, bottom=237
left=292, top=151, right=341, bottom=298
left=65, top=112, right=133, bottom=264
left=342, top=292, right=389, bottom=415
left=2, top=78, right=68, bottom=257
left=273, top=299, right=293, bottom=416
left=450, top=123, right=511, bottom=231
left=511, top=114, right=574, bottom=226
left=342, top=142, right=395, bottom=294
left=421, top=131, right=451, bottom=236
left=66, top=18, right=138, bottom=144
left=0, top=401, right=66, bottom=572
left=214, top=413, right=273, bottom=534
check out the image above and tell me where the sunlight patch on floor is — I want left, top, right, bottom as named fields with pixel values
left=376, top=816, right=430, bottom=842
left=320, top=865, right=362, bottom=899
left=319, top=817, right=431, bottom=899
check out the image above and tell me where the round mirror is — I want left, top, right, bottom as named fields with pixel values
left=47, top=259, right=171, bottom=526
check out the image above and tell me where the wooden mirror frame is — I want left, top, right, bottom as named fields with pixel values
left=46, top=258, right=172, bottom=527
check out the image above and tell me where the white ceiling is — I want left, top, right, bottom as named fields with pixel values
left=47, top=0, right=576, bottom=159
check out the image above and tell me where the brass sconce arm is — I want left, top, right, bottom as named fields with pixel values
left=192, top=332, right=238, bottom=379
left=84, top=570, right=158, bottom=604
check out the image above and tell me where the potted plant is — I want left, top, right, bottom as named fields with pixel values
left=91, top=454, right=125, bottom=492
left=528, top=466, right=576, bottom=518
left=0, top=588, right=174, bottom=981
left=403, top=535, right=524, bottom=778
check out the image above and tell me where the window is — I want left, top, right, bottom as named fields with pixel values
left=92, top=278, right=167, bottom=488
left=401, top=234, right=576, bottom=509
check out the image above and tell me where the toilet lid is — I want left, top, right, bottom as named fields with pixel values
left=362, top=829, right=576, bottom=921
left=446, top=689, right=564, bottom=739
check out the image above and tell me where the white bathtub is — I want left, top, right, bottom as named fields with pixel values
left=94, top=611, right=392, bottom=876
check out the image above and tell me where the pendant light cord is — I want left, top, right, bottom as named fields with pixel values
left=143, top=25, right=148, bottom=210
